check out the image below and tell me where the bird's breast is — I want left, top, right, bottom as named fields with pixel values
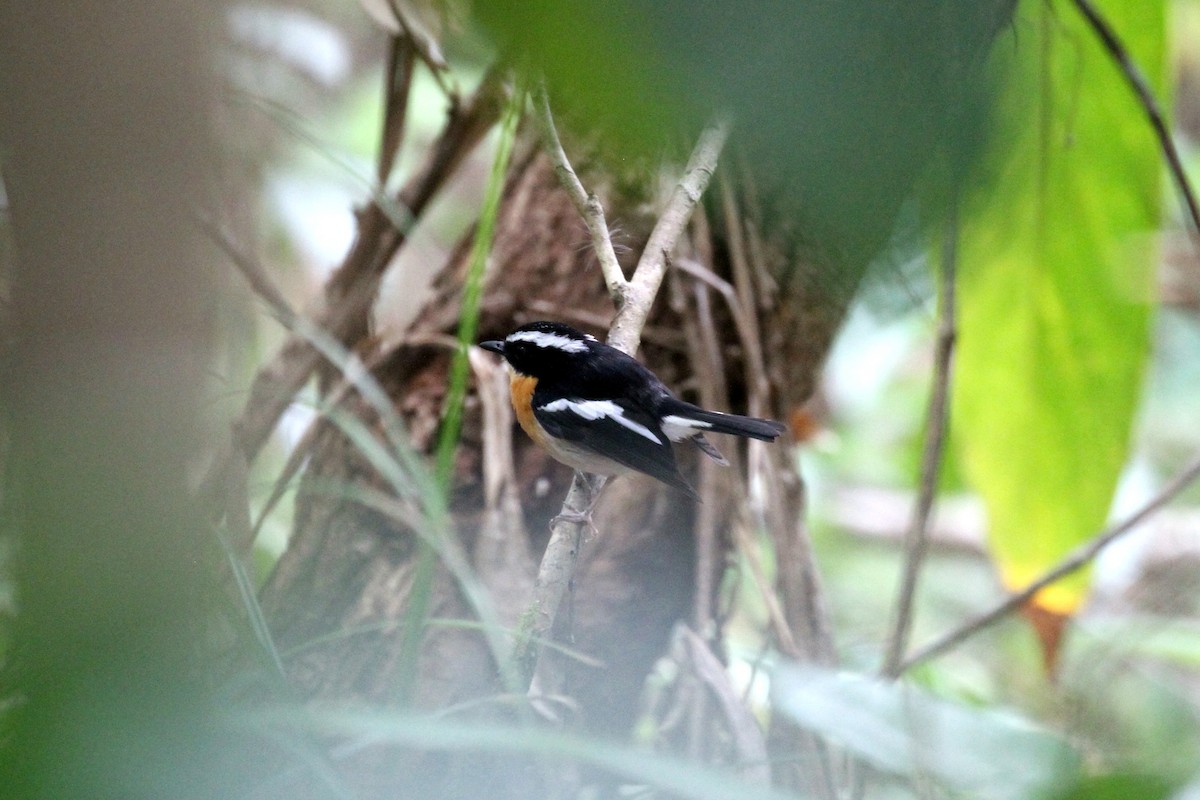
left=509, top=372, right=546, bottom=446
left=507, top=370, right=629, bottom=476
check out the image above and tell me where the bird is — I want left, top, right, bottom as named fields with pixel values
left=479, top=321, right=787, bottom=498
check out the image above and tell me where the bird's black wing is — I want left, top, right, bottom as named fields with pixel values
left=532, top=394, right=695, bottom=496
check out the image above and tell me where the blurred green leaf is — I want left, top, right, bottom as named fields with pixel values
left=1050, top=773, right=1176, bottom=800
left=1174, top=777, right=1200, bottom=800
left=1081, top=617, right=1200, bottom=668
left=952, top=0, right=1164, bottom=613
left=476, top=2, right=1012, bottom=262
left=473, top=1, right=687, bottom=158
left=250, top=707, right=797, bottom=800
left=771, top=664, right=1079, bottom=800
left=399, top=81, right=524, bottom=702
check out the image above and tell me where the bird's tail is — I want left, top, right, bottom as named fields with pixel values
left=659, top=400, right=787, bottom=443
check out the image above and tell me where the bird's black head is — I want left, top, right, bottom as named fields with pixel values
left=480, top=321, right=598, bottom=377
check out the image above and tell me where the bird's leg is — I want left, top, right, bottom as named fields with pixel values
left=550, top=472, right=609, bottom=530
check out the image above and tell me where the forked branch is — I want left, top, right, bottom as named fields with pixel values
left=513, top=96, right=728, bottom=686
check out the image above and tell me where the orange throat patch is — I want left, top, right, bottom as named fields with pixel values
left=509, top=372, right=546, bottom=446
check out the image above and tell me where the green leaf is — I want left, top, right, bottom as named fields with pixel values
left=403, top=83, right=526, bottom=703
left=771, top=664, right=1080, bottom=800
left=1050, top=773, right=1177, bottom=800
left=952, top=0, right=1164, bottom=613
left=1081, top=616, right=1200, bottom=668
left=247, top=707, right=798, bottom=800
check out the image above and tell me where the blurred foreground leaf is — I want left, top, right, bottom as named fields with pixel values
left=1082, top=617, right=1200, bottom=668
left=0, top=4, right=258, bottom=797
left=771, top=664, right=1079, bottom=800
left=249, top=707, right=795, bottom=800
left=953, top=0, right=1164, bottom=617
left=477, top=1, right=1014, bottom=262
left=1050, top=773, right=1177, bottom=800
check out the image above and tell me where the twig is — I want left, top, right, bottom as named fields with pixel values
left=881, top=204, right=958, bottom=678
left=668, top=236, right=724, bottom=760
left=377, top=34, right=416, bottom=186
left=732, top=520, right=802, bottom=659
left=899, top=452, right=1200, bottom=673
left=531, top=85, right=629, bottom=303
left=608, top=120, right=729, bottom=355
left=679, top=626, right=771, bottom=786
left=672, top=239, right=728, bottom=626
left=723, top=183, right=770, bottom=412
left=719, top=179, right=835, bottom=666
left=199, top=215, right=297, bottom=325
left=672, top=259, right=801, bottom=657
left=720, top=175, right=840, bottom=799
left=515, top=113, right=730, bottom=687
left=199, top=69, right=505, bottom=551
left=512, top=472, right=599, bottom=681
left=1070, top=0, right=1200, bottom=241
left=469, top=347, right=535, bottom=615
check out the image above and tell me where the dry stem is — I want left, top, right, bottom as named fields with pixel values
left=1071, top=0, right=1200, bottom=242
left=514, top=105, right=729, bottom=686
left=608, top=121, right=729, bottom=355
left=531, top=85, right=629, bottom=303
left=880, top=205, right=958, bottom=678
left=899, top=452, right=1200, bottom=673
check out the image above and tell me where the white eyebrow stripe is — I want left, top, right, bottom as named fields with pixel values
left=660, top=414, right=713, bottom=441
left=540, top=398, right=662, bottom=444
left=506, top=330, right=588, bottom=353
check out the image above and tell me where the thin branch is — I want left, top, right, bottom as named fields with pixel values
left=679, top=626, right=772, bottom=787
left=512, top=472, right=602, bottom=681
left=608, top=120, right=730, bottom=354
left=198, top=70, right=505, bottom=550
left=199, top=215, right=297, bottom=325
left=899, top=452, right=1200, bottom=673
left=672, top=258, right=760, bottom=404
left=722, top=182, right=770, bottom=413
left=671, top=257, right=809, bottom=659
left=731, top=519, right=802, bottom=660
left=670, top=275, right=720, bottom=760
left=531, top=85, right=629, bottom=303
left=718, top=177, right=836, bottom=666
left=515, top=114, right=730, bottom=688
left=1071, top=0, right=1200, bottom=241
left=881, top=204, right=958, bottom=679
left=469, top=347, right=537, bottom=621
left=377, top=34, right=416, bottom=186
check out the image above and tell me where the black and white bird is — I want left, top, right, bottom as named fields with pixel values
left=480, top=321, right=787, bottom=497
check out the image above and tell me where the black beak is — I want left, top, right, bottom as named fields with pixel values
left=479, top=340, right=505, bottom=356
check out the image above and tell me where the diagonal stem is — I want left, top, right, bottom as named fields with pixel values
left=899, top=452, right=1200, bottom=674
left=880, top=203, right=958, bottom=678
left=531, top=84, right=629, bottom=303
left=1071, top=0, right=1200, bottom=242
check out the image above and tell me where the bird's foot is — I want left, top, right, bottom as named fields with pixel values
left=549, top=473, right=608, bottom=533
left=550, top=509, right=592, bottom=528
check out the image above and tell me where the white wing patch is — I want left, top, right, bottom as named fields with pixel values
left=506, top=330, right=588, bottom=353
left=540, top=398, right=662, bottom=444
left=660, top=414, right=713, bottom=442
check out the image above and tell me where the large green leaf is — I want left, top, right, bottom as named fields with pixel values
left=771, top=664, right=1080, bottom=800
left=953, top=0, right=1164, bottom=613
